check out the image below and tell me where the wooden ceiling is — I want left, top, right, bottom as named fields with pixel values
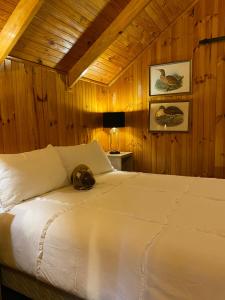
left=0, top=0, right=19, bottom=31
left=11, top=0, right=124, bottom=69
left=0, top=0, right=197, bottom=86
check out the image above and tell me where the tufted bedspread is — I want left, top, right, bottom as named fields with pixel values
left=1, top=171, right=225, bottom=300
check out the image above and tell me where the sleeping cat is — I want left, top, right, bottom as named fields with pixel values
left=71, top=164, right=95, bottom=190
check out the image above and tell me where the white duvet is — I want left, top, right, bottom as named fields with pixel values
left=1, top=171, right=225, bottom=300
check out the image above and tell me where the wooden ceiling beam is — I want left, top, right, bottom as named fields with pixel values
left=0, top=0, right=44, bottom=64
left=68, top=0, right=151, bottom=88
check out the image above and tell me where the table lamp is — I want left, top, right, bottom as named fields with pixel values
left=103, top=112, right=125, bottom=154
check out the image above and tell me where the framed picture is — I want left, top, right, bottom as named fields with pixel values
left=150, top=60, right=192, bottom=96
left=149, top=100, right=190, bottom=132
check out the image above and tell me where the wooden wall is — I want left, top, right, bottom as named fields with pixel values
left=0, top=59, right=107, bottom=153
left=102, top=0, right=225, bottom=178
left=0, top=0, right=225, bottom=179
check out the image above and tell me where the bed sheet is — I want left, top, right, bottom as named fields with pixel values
left=1, top=171, right=225, bottom=300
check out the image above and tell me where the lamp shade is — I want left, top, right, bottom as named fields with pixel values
left=103, top=112, right=125, bottom=128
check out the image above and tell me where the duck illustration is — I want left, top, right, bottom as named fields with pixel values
left=155, top=105, right=184, bottom=127
left=156, top=69, right=184, bottom=91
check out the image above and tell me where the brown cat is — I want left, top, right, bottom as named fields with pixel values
left=71, top=164, right=95, bottom=190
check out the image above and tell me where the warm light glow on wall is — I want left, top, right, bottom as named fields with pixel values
left=112, top=92, right=117, bottom=106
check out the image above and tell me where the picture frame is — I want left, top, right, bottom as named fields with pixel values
left=149, top=100, right=190, bottom=132
left=149, top=60, right=192, bottom=96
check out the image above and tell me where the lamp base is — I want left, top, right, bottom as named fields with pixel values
left=109, top=150, right=120, bottom=154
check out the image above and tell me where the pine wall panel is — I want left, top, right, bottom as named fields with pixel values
left=0, top=59, right=107, bottom=153
left=101, top=0, right=225, bottom=178
left=0, top=0, right=224, bottom=179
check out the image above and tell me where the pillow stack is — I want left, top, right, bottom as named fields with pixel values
left=0, top=141, right=113, bottom=212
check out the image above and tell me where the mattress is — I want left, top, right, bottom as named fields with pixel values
left=1, top=171, right=225, bottom=300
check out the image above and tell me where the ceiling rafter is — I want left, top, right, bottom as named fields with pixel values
left=67, top=0, right=151, bottom=88
left=0, top=0, right=44, bottom=64
left=108, top=0, right=199, bottom=87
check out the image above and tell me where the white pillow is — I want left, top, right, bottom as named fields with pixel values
left=0, top=145, right=69, bottom=212
left=56, top=140, right=113, bottom=177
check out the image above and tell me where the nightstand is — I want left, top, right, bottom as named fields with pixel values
left=106, top=152, right=133, bottom=171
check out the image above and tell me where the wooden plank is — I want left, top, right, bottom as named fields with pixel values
left=0, top=0, right=19, bottom=31
left=56, top=0, right=130, bottom=71
left=68, top=0, right=151, bottom=87
left=46, top=69, right=59, bottom=145
left=93, top=56, right=122, bottom=74
left=20, top=25, right=71, bottom=53
left=27, top=23, right=73, bottom=49
left=32, top=16, right=77, bottom=44
left=46, top=0, right=91, bottom=32
left=9, top=50, right=57, bottom=68
left=56, top=71, right=67, bottom=145
left=11, top=60, right=39, bottom=151
left=79, top=76, right=110, bottom=87
left=13, top=37, right=65, bottom=60
left=101, top=49, right=131, bottom=68
left=37, top=2, right=85, bottom=36
left=0, top=0, right=44, bottom=64
left=0, top=60, right=18, bottom=153
left=0, top=1, right=19, bottom=14
left=11, top=47, right=59, bottom=65
left=0, top=62, right=6, bottom=153
left=60, top=0, right=101, bottom=21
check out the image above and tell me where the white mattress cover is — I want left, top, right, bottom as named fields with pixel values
left=1, top=171, right=225, bottom=300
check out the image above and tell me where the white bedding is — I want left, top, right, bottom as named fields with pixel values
left=1, top=171, right=225, bottom=300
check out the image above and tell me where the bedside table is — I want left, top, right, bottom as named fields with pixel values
left=106, top=152, right=133, bottom=171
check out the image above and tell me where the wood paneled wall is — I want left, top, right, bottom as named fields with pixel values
left=101, top=0, right=225, bottom=178
left=0, top=58, right=108, bottom=153
left=0, top=0, right=225, bottom=179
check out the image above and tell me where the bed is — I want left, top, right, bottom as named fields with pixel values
left=1, top=142, right=225, bottom=300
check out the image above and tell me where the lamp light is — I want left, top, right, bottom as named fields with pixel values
left=103, top=112, right=125, bottom=154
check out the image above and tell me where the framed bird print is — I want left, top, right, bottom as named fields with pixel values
left=149, top=100, right=190, bottom=132
left=149, top=60, right=192, bottom=96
